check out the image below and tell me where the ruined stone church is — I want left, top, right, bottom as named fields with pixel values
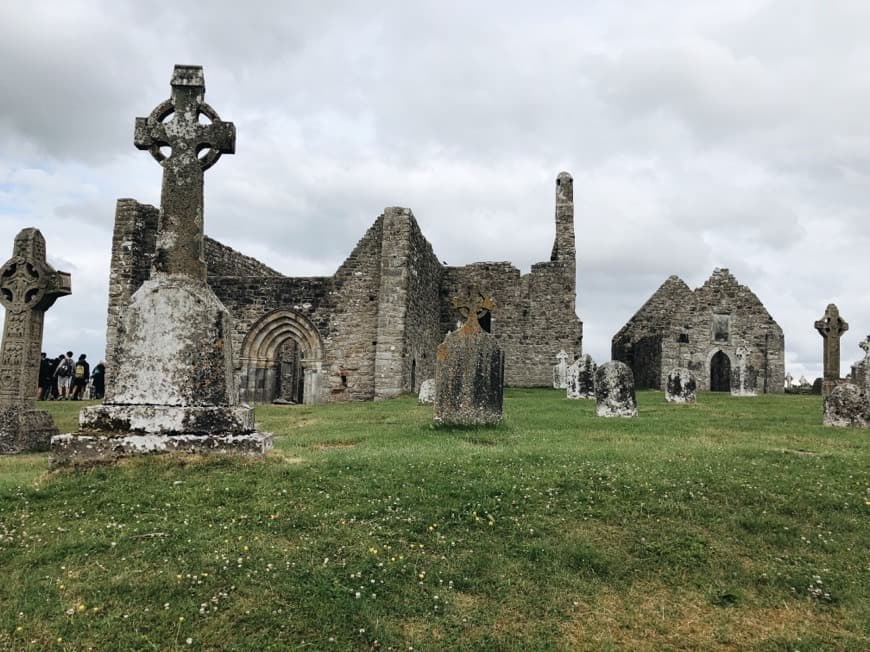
left=612, top=269, right=784, bottom=393
left=106, top=172, right=583, bottom=403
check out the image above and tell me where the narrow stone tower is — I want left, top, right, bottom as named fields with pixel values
left=550, top=171, right=576, bottom=277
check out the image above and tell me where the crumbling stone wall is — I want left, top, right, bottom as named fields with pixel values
left=103, top=173, right=583, bottom=402
left=613, top=269, right=784, bottom=393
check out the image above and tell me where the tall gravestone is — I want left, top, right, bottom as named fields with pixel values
left=566, top=354, right=595, bottom=400
left=784, top=372, right=793, bottom=389
left=665, top=367, right=696, bottom=404
left=51, top=65, right=272, bottom=466
left=434, top=290, right=503, bottom=426
left=0, top=229, right=71, bottom=453
left=594, top=361, right=637, bottom=418
left=815, top=304, right=848, bottom=397
left=552, top=350, right=569, bottom=389
left=730, top=345, right=757, bottom=396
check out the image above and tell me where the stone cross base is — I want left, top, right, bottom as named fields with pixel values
left=823, top=384, right=870, bottom=428
left=50, top=431, right=273, bottom=468
left=79, top=404, right=255, bottom=435
left=0, top=406, right=58, bottom=454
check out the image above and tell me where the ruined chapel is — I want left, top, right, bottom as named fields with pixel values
left=611, top=269, right=785, bottom=393
left=105, top=172, right=583, bottom=404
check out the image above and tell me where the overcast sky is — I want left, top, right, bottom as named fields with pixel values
left=2, top=0, right=869, bottom=381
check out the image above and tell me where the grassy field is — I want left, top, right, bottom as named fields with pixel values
left=0, top=390, right=867, bottom=651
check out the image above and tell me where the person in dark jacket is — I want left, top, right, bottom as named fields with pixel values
left=37, top=353, right=54, bottom=400
left=70, top=354, right=90, bottom=400
left=91, top=361, right=106, bottom=400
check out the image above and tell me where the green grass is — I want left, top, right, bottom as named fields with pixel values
left=1, top=390, right=868, bottom=650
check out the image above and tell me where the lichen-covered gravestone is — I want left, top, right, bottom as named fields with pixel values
left=824, top=337, right=870, bottom=427
left=566, top=354, right=595, bottom=400
left=815, top=304, right=848, bottom=397
left=730, top=345, right=757, bottom=397
left=434, top=291, right=503, bottom=426
left=0, top=229, right=71, bottom=453
left=594, top=361, right=637, bottom=418
left=665, top=367, right=696, bottom=404
left=51, top=65, right=272, bottom=466
left=552, top=350, right=569, bottom=389
left=417, top=378, right=435, bottom=405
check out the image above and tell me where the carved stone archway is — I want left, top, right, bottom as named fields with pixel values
left=239, top=310, right=325, bottom=405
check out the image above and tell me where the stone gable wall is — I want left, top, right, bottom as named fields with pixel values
left=204, top=237, right=283, bottom=278
left=613, top=269, right=784, bottom=393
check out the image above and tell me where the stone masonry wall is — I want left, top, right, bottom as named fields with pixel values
left=104, top=199, right=158, bottom=380
left=204, top=237, right=284, bottom=278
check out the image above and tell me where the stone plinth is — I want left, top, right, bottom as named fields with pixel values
left=417, top=378, right=435, bottom=405
left=0, top=406, right=58, bottom=454
left=665, top=368, right=696, bottom=404
left=50, top=432, right=272, bottom=468
left=823, top=384, right=869, bottom=428
left=595, top=361, right=637, bottom=418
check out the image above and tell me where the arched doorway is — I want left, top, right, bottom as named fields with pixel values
left=239, top=310, right=325, bottom=405
left=710, top=350, right=731, bottom=392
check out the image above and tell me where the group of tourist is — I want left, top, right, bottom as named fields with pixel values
left=37, top=352, right=105, bottom=401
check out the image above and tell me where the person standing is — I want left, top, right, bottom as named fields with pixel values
left=37, top=352, right=54, bottom=400
left=91, top=360, right=106, bottom=400
left=54, top=351, right=74, bottom=400
left=70, top=354, right=90, bottom=400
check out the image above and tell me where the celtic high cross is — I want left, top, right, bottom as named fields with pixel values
left=814, top=304, right=848, bottom=384
left=134, top=65, right=236, bottom=280
left=452, top=290, right=495, bottom=334
left=0, top=229, right=71, bottom=406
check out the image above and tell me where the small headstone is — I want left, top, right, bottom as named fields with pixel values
left=594, top=361, right=637, bottom=418
left=0, top=229, right=71, bottom=454
left=566, top=354, right=595, bottom=400
left=417, top=378, right=435, bottom=405
left=552, top=350, right=569, bottom=389
left=811, top=378, right=823, bottom=395
left=730, top=345, right=757, bottom=396
left=434, top=290, right=503, bottom=426
left=665, top=367, right=696, bottom=404
left=815, top=304, right=849, bottom=397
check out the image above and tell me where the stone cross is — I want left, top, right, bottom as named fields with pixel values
left=452, top=290, right=495, bottom=334
left=815, top=304, right=848, bottom=383
left=134, top=65, right=236, bottom=280
left=556, top=350, right=569, bottom=365
left=859, top=336, right=870, bottom=361
left=784, top=372, right=793, bottom=388
left=0, top=229, right=71, bottom=406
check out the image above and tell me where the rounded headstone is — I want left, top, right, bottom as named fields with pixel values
left=418, top=378, right=436, bottom=405
left=594, top=361, right=637, bottom=418
left=665, top=367, right=696, bottom=404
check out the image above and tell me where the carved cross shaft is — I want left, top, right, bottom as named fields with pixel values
left=135, top=65, right=236, bottom=279
left=452, top=290, right=495, bottom=334
left=814, top=303, right=848, bottom=381
left=0, top=229, right=71, bottom=406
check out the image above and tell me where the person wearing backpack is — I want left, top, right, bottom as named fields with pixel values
left=71, top=353, right=90, bottom=400
left=54, top=351, right=74, bottom=400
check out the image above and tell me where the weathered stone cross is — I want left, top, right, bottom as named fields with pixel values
left=452, top=290, right=495, bottom=334
left=135, top=65, right=236, bottom=280
left=814, top=303, right=848, bottom=385
left=0, top=229, right=71, bottom=406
